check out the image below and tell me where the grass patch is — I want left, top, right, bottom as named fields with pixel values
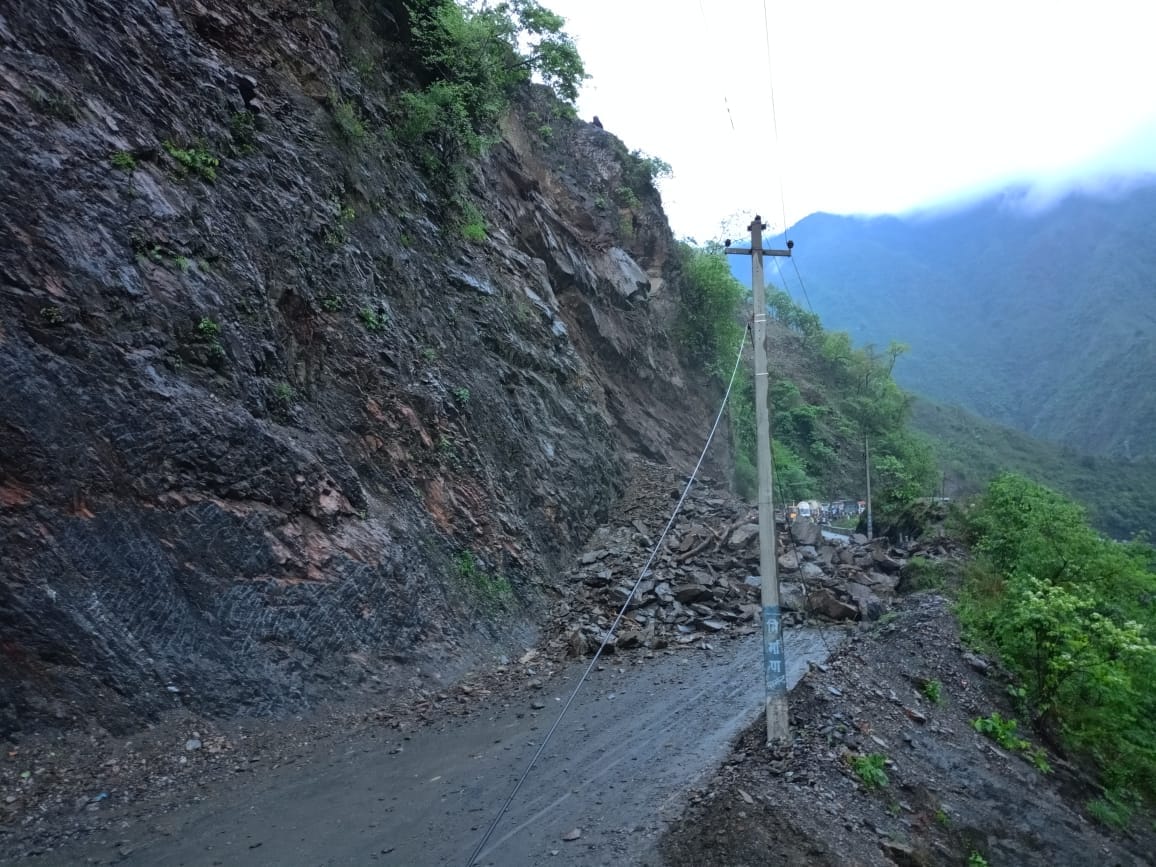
left=921, top=679, right=942, bottom=704
left=454, top=552, right=511, bottom=611
left=851, top=753, right=889, bottom=789
left=330, top=92, right=365, bottom=141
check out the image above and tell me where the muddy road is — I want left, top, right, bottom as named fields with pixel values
left=33, top=629, right=840, bottom=867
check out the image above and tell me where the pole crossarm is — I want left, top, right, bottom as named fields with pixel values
left=724, top=247, right=793, bottom=258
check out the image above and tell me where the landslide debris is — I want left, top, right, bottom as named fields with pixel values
left=543, top=460, right=959, bottom=658
left=659, top=594, right=1156, bottom=867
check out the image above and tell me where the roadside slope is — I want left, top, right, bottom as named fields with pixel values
left=660, top=594, right=1156, bottom=867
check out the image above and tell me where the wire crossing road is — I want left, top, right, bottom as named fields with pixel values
left=49, top=629, right=839, bottom=867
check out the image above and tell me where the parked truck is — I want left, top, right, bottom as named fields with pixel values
left=795, top=500, right=823, bottom=522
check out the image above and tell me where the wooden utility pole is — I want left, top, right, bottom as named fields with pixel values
left=726, top=216, right=792, bottom=745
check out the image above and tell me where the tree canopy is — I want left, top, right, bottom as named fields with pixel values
left=402, top=0, right=586, bottom=168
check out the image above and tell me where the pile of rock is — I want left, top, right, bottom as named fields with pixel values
left=548, top=464, right=948, bottom=656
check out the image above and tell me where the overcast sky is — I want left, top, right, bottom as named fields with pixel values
left=544, top=0, right=1156, bottom=241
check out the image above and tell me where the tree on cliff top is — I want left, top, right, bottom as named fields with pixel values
left=401, top=0, right=586, bottom=167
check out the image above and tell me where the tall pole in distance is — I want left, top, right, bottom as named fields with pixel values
left=865, top=432, right=874, bottom=539
left=727, top=217, right=791, bottom=745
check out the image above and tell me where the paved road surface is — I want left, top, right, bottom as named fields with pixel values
left=45, top=628, right=841, bottom=867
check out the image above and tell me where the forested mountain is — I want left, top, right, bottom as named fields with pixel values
left=912, top=397, right=1156, bottom=540
left=732, top=182, right=1156, bottom=460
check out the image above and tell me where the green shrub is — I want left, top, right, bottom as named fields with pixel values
left=902, top=555, right=946, bottom=591
left=960, top=474, right=1156, bottom=799
left=196, top=317, right=221, bottom=338
left=330, top=92, right=365, bottom=141
left=972, top=712, right=1027, bottom=751
left=625, top=148, right=672, bottom=190
left=192, top=317, right=225, bottom=360
left=1087, top=792, right=1135, bottom=829
left=454, top=551, right=512, bottom=611
left=733, top=454, right=757, bottom=500
left=229, top=111, right=257, bottom=154
left=971, top=713, right=1051, bottom=773
left=358, top=307, right=384, bottom=331
left=922, top=679, right=942, bottom=704
left=616, top=185, right=641, bottom=209
left=460, top=201, right=486, bottom=242
left=400, top=0, right=585, bottom=189
left=851, top=753, right=889, bottom=789
left=110, top=151, right=136, bottom=172
left=163, top=141, right=218, bottom=181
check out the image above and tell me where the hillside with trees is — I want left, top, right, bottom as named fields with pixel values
left=739, top=183, right=1156, bottom=462
left=913, top=398, right=1156, bottom=540
left=676, top=245, right=936, bottom=522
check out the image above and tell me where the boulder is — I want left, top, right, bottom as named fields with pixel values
left=797, top=545, right=818, bottom=561
left=728, top=523, right=760, bottom=548
left=799, top=561, right=826, bottom=582
left=779, top=581, right=806, bottom=612
left=778, top=551, right=801, bottom=572
left=871, top=545, right=903, bottom=573
left=807, top=589, right=859, bottom=621
left=616, top=628, right=644, bottom=649
left=845, top=582, right=887, bottom=621
left=790, top=518, right=822, bottom=547
left=860, top=570, right=900, bottom=594
left=674, top=583, right=709, bottom=604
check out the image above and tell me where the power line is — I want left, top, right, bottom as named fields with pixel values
left=698, top=0, right=737, bottom=132
left=789, top=255, right=816, bottom=315
left=465, top=327, right=751, bottom=866
left=760, top=0, right=790, bottom=239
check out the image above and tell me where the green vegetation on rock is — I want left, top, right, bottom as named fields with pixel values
left=851, top=753, right=889, bottom=789
left=400, top=0, right=584, bottom=173
left=163, top=141, right=218, bottom=181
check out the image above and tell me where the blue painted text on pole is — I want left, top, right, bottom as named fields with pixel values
left=763, top=604, right=787, bottom=694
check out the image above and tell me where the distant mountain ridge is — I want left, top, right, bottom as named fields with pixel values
left=731, top=182, right=1156, bottom=459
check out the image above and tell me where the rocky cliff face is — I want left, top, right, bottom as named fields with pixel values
left=0, top=0, right=719, bottom=737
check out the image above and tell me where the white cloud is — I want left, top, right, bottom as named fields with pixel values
left=545, top=0, right=1156, bottom=239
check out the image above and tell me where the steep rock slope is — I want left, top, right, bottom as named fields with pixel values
left=0, top=0, right=718, bottom=738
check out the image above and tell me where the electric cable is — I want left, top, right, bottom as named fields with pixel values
left=698, top=0, right=738, bottom=132
left=790, top=255, right=817, bottom=315
left=465, top=326, right=752, bottom=866
left=760, top=0, right=790, bottom=238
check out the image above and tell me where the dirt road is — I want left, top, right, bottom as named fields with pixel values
left=35, top=629, right=839, bottom=867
